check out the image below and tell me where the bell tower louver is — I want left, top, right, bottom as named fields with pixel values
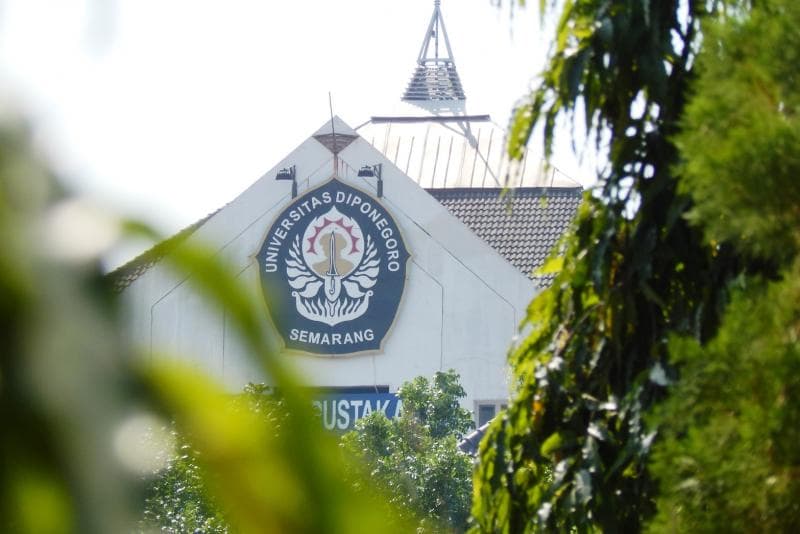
left=402, top=1, right=466, bottom=106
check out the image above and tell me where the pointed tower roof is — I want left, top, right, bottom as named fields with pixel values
left=358, top=0, right=579, bottom=190
left=402, top=1, right=466, bottom=107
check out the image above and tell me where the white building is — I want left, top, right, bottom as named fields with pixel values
left=111, top=2, right=582, bottom=429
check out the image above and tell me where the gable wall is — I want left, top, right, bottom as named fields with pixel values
left=119, top=119, right=536, bottom=413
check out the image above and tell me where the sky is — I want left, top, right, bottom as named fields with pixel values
left=0, top=0, right=595, bottom=268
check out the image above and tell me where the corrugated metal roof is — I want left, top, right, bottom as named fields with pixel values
left=356, top=118, right=578, bottom=190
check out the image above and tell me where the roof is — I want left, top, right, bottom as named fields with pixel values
left=404, top=63, right=465, bottom=104
left=356, top=118, right=578, bottom=190
left=402, top=1, right=466, bottom=109
left=109, top=186, right=581, bottom=292
left=109, top=214, right=213, bottom=292
left=427, top=187, right=583, bottom=286
left=109, top=6, right=583, bottom=293
left=357, top=1, right=578, bottom=191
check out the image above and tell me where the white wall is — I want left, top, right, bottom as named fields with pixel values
left=120, top=118, right=537, bottom=415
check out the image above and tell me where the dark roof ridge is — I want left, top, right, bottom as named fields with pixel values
left=425, top=186, right=583, bottom=194
left=370, top=115, right=491, bottom=124
left=426, top=187, right=584, bottom=203
left=108, top=210, right=218, bottom=293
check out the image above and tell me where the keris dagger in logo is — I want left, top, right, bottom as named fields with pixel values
left=257, top=179, right=409, bottom=355
left=288, top=206, right=378, bottom=326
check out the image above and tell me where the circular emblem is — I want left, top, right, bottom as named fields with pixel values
left=257, top=178, right=410, bottom=354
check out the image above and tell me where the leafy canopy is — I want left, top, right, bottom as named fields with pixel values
left=472, top=1, right=751, bottom=532
left=649, top=1, right=800, bottom=531
left=342, top=370, right=474, bottom=532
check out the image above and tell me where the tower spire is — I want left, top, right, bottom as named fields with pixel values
left=402, top=0, right=466, bottom=107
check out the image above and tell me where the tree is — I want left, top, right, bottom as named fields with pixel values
left=647, top=1, right=800, bottom=530
left=141, top=428, right=229, bottom=533
left=471, top=1, right=753, bottom=531
left=141, top=385, right=285, bottom=532
left=342, top=370, right=474, bottom=532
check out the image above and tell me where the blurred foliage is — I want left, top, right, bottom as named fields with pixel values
left=342, top=370, right=474, bottom=532
left=676, top=0, right=800, bottom=265
left=472, top=0, right=759, bottom=532
left=0, top=112, right=412, bottom=533
left=649, top=272, right=800, bottom=532
left=0, top=115, right=144, bottom=533
left=648, top=1, right=800, bottom=531
left=141, top=385, right=286, bottom=532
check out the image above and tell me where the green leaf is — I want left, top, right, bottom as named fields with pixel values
left=540, top=432, right=564, bottom=457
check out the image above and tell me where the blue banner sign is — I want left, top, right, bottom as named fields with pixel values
left=257, top=178, right=410, bottom=355
left=312, top=392, right=402, bottom=431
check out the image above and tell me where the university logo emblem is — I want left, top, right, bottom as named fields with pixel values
left=257, top=178, right=410, bottom=354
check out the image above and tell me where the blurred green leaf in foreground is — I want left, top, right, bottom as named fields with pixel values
left=0, top=110, right=413, bottom=533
